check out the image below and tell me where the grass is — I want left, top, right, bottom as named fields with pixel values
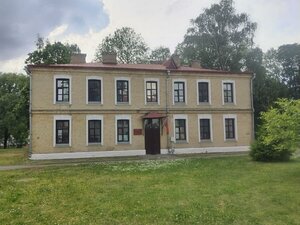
left=0, top=155, right=300, bottom=224
left=0, top=148, right=29, bottom=165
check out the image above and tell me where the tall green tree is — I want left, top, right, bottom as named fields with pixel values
left=25, top=36, right=81, bottom=65
left=94, top=27, right=149, bottom=63
left=245, top=48, right=288, bottom=126
left=176, top=0, right=256, bottom=71
left=0, top=73, right=29, bottom=148
left=277, top=43, right=300, bottom=99
left=149, top=46, right=171, bottom=62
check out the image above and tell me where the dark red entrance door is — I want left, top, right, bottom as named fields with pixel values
left=144, top=118, right=161, bottom=154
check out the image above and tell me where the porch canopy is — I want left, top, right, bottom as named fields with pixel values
left=141, top=112, right=166, bottom=119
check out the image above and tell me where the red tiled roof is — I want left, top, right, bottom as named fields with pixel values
left=27, top=62, right=252, bottom=75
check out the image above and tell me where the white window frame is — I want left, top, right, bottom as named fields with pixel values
left=222, top=80, right=236, bottom=105
left=173, top=114, right=189, bottom=143
left=115, top=77, right=131, bottom=105
left=115, top=115, right=132, bottom=144
left=198, top=114, right=213, bottom=142
left=172, top=79, right=187, bottom=105
left=86, top=76, right=103, bottom=105
left=53, top=115, right=72, bottom=147
left=197, top=79, right=211, bottom=105
left=86, top=115, right=104, bottom=146
left=144, top=78, right=160, bottom=105
left=53, top=75, right=72, bottom=104
left=223, top=114, right=238, bottom=141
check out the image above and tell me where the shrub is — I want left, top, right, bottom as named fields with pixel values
left=250, top=99, right=300, bottom=161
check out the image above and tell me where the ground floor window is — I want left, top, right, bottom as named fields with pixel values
left=224, top=115, right=237, bottom=140
left=200, top=118, right=211, bottom=140
left=88, top=120, right=101, bottom=143
left=117, top=119, right=130, bottom=143
left=56, top=120, right=69, bottom=144
left=175, top=119, right=186, bottom=141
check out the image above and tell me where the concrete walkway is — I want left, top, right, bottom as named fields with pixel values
left=0, top=152, right=248, bottom=171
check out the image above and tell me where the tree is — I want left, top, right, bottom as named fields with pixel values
left=250, top=99, right=300, bottom=161
left=277, top=44, right=300, bottom=99
left=0, top=73, right=29, bottom=148
left=94, top=27, right=149, bottom=63
left=176, top=0, right=256, bottom=71
left=149, top=46, right=171, bottom=62
left=25, top=36, right=81, bottom=65
left=245, top=48, right=288, bottom=126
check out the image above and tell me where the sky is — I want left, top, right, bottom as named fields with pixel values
left=0, top=0, right=299, bottom=73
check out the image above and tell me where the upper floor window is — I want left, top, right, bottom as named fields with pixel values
left=173, top=80, right=186, bottom=103
left=116, top=79, right=130, bottom=103
left=56, top=79, right=69, bottom=102
left=198, top=81, right=210, bottom=103
left=88, top=79, right=101, bottom=103
left=145, top=80, right=158, bottom=103
left=223, top=81, right=235, bottom=104
left=54, top=75, right=71, bottom=104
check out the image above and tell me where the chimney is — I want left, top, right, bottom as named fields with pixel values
left=102, top=53, right=117, bottom=64
left=191, top=60, right=202, bottom=68
left=70, top=53, right=86, bottom=64
left=171, top=55, right=181, bottom=68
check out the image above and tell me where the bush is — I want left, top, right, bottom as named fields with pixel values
left=250, top=99, right=300, bottom=161
left=250, top=140, right=291, bottom=161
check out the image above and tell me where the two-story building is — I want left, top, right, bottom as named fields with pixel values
left=27, top=54, right=254, bottom=160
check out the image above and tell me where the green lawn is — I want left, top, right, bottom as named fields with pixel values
left=0, top=155, right=299, bottom=225
left=0, top=148, right=29, bottom=165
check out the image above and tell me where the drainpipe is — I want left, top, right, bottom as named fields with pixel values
left=166, top=70, right=171, bottom=153
left=26, top=67, right=33, bottom=158
left=250, top=73, right=256, bottom=141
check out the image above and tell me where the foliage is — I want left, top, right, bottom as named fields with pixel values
left=149, top=46, right=171, bottom=62
left=94, top=27, right=149, bottom=63
left=176, top=0, right=256, bottom=71
left=245, top=48, right=288, bottom=126
left=1, top=156, right=300, bottom=224
left=25, top=36, right=81, bottom=65
left=0, top=73, right=29, bottom=148
left=250, top=99, right=300, bottom=161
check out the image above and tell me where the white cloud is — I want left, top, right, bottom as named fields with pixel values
left=1, top=0, right=300, bottom=73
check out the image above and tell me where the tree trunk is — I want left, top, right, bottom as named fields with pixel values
left=3, top=128, right=9, bottom=149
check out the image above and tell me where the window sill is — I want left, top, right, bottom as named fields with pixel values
left=117, top=142, right=131, bottom=145
left=87, top=143, right=103, bottom=146
left=116, top=103, right=130, bottom=106
left=55, top=144, right=71, bottom=148
left=173, top=102, right=187, bottom=106
left=199, top=139, right=212, bottom=143
left=175, top=140, right=188, bottom=144
left=223, top=103, right=236, bottom=106
left=197, top=102, right=211, bottom=106
left=225, top=139, right=237, bottom=142
left=145, top=102, right=159, bottom=105
left=87, top=102, right=103, bottom=105
left=54, top=102, right=71, bottom=105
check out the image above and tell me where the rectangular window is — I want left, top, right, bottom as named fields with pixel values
left=223, top=82, right=234, bottom=103
left=117, top=80, right=129, bottom=103
left=174, top=81, right=185, bottom=103
left=200, top=119, right=211, bottom=140
left=225, top=118, right=235, bottom=139
left=88, top=120, right=101, bottom=143
left=117, top=120, right=130, bottom=142
left=175, top=119, right=186, bottom=141
left=198, top=82, right=209, bottom=103
left=146, top=81, right=158, bottom=102
left=56, top=79, right=69, bottom=102
left=56, top=120, right=69, bottom=144
left=88, top=79, right=101, bottom=102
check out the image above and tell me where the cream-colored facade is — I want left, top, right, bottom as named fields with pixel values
left=28, top=56, right=254, bottom=159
